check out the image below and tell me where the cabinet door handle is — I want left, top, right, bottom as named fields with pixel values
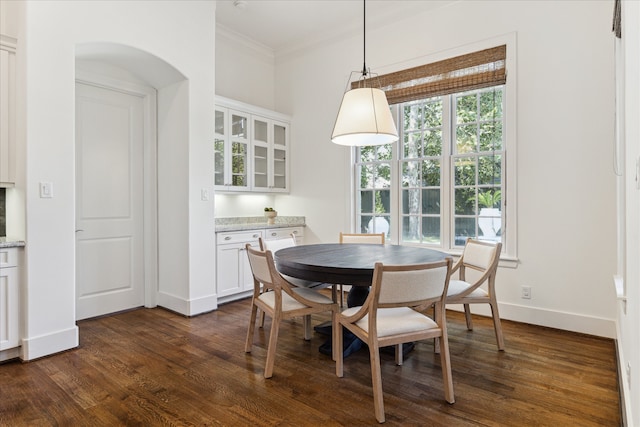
left=224, top=236, right=231, bottom=240
left=271, top=232, right=277, bottom=237
left=253, top=234, right=259, bottom=238
left=75, top=229, right=84, bottom=233
left=292, top=230, right=298, bottom=234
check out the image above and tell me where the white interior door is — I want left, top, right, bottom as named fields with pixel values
left=75, top=82, right=145, bottom=320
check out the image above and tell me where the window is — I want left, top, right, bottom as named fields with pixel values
left=354, top=43, right=515, bottom=257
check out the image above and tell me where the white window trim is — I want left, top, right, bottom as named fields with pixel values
left=349, top=33, right=518, bottom=267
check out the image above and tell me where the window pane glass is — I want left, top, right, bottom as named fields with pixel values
left=360, top=191, right=373, bottom=213
left=375, top=190, right=391, bottom=214
left=367, top=216, right=390, bottom=238
left=360, top=164, right=374, bottom=188
left=456, top=124, right=477, bottom=153
left=422, top=159, right=440, bottom=186
left=402, top=161, right=421, bottom=188
left=480, top=88, right=503, bottom=120
left=403, top=189, right=420, bottom=214
left=455, top=187, right=475, bottom=215
left=360, top=146, right=376, bottom=162
left=422, top=216, right=440, bottom=244
left=377, top=144, right=393, bottom=161
left=454, top=157, right=475, bottom=186
left=359, top=215, right=373, bottom=233
left=404, top=132, right=422, bottom=158
left=424, top=100, right=442, bottom=128
left=478, top=155, right=501, bottom=186
left=456, top=94, right=477, bottom=124
left=454, top=217, right=476, bottom=246
left=403, top=103, right=422, bottom=130
left=376, top=164, right=391, bottom=188
left=425, top=129, right=442, bottom=156
left=403, top=216, right=421, bottom=243
left=422, top=189, right=440, bottom=214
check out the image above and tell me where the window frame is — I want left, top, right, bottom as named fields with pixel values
left=350, top=36, right=517, bottom=264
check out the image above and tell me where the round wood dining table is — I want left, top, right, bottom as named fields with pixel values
left=273, top=243, right=450, bottom=287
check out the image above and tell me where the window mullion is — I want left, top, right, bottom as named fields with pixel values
left=441, top=96, right=453, bottom=250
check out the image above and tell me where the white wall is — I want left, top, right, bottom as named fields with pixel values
left=17, top=0, right=216, bottom=360
left=269, top=1, right=618, bottom=337
left=618, top=0, right=640, bottom=423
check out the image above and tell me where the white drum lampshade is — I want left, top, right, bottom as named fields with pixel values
left=331, top=87, right=398, bottom=147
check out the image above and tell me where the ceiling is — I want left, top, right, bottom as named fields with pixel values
left=215, top=0, right=457, bottom=55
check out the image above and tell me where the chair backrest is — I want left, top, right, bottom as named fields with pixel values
left=460, top=238, right=502, bottom=273
left=245, top=244, right=276, bottom=290
left=259, top=234, right=296, bottom=252
left=340, top=232, right=385, bottom=245
left=371, top=259, right=452, bottom=308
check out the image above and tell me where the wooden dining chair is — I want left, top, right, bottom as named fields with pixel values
left=244, top=244, right=339, bottom=378
left=440, top=238, right=504, bottom=351
left=337, top=232, right=385, bottom=306
left=335, top=259, right=455, bottom=423
left=259, top=234, right=331, bottom=328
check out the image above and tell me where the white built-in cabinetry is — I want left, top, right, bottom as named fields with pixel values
left=216, top=226, right=303, bottom=303
left=0, top=35, right=17, bottom=187
left=0, top=247, right=21, bottom=360
left=214, top=96, right=290, bottom=193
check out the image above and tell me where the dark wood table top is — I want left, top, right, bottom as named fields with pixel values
left=274, top=243, right=449, bottom=286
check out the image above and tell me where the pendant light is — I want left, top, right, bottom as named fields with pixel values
left=331, top=0, right=398, bottom=147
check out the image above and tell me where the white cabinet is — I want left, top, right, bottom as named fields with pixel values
left=216, top=230, right=262, bottom=301
left=215, top=96, right=291, bottom=193
left=252, top=116, right=289, bottom=193
left=264, top=226, right=303, bottom=244
left=0, top=35, right=17, bottom=187
left=0, top=248, right=20, bottom=354
left=215, top=226, right=305, bottom=303
left=214, top=107, right=251, bottom=192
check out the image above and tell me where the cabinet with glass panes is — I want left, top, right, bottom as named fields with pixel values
left=215, top=96, right=290, bottom=193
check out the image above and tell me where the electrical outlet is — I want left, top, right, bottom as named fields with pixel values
left=521, top=286, right=531, bottom=299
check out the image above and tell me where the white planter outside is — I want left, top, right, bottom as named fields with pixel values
left=478, top=208, right=501, bottom=238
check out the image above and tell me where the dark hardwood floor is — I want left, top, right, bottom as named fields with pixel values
left=0, top=297, right=621, bottom=426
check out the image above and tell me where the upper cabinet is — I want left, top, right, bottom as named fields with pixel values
left=0, top=35, right=16, bottom=187
left=215, top=108, right=251, bottom=191
left=215, top=96, right=290, bottom=193
left=251, top=116, right=289, bottom=193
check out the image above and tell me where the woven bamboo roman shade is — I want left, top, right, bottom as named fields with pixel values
left=357, top=45, right=506, bottom=105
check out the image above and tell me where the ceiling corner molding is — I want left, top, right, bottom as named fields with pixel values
left=216, top=24, right=274, bottom=63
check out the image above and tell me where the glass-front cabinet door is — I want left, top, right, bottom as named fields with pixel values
left=252, top=117, right=270, bottom=191
left=251, top=116, right=289, bottom=192
left=214, top=107, right=250, bottom=191
left=271, top=120, right=288, bottom=191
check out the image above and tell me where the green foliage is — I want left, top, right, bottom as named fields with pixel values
left=476, top=190, right=501, bottom=208
left=264, top=207, right=275, bottom=212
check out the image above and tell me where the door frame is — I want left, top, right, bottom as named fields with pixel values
left=75, top=70, right=158, bottom=309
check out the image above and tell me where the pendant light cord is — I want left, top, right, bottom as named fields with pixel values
left=361, top=0, right=367, bottom=79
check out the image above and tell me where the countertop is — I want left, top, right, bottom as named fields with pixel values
left=215, top=216, right=305, bottom=232
left=0, top=237, right=25, bottom=248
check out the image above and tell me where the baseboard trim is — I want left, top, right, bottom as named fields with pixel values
left=21, top=326, right=79, bottom=361
left=157, top=291, right=218, bottom=317
left=448, top=302, right=616, bottom=339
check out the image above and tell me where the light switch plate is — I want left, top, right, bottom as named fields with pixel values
left=40, top=182, right=53, bottom=198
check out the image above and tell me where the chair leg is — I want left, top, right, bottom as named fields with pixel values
left=433, top=303, right=441, bottom=354
left=336, top=319, right=344, bottom=377
left=369, top=341, right=385, bottom=423
left=245, top=302, right=259, bottom=353
left=264, top=314, right=281, bottom=379
left=259, top=309, right=266, bottom=328
left=438, top=327, right=455, bottom=404
left=303, top=314, right=312, bottom=340
left=332, top=310, right=339, bottom=362
left=490, top=300, right=505, bottom=351
left=463, top=303, right=474, bottom=330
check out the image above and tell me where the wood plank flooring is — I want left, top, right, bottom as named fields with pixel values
left=0, top=298, right=621, bottom=426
